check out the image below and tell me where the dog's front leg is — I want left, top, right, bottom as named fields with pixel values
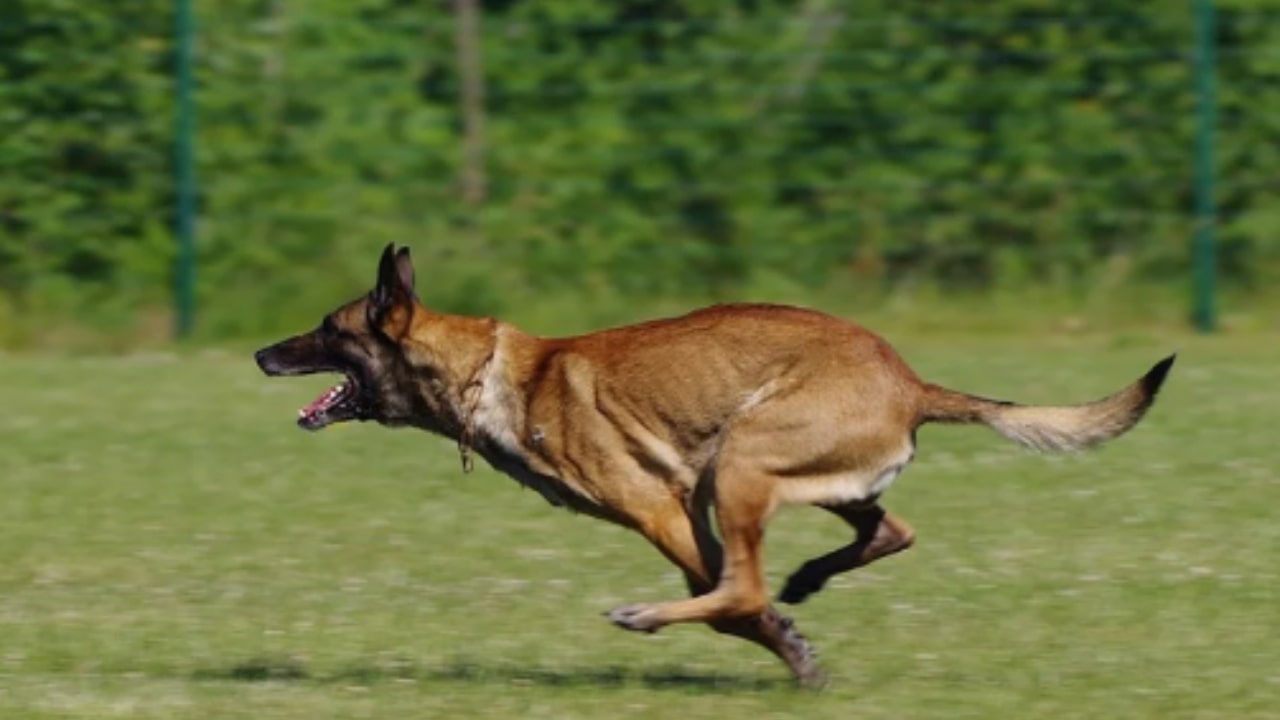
left=610, top=493, right=824, bottom=687
left=606, top=467, right=773, bottom=626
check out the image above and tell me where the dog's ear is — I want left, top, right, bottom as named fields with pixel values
left=394, top=246, right=416, bottom=296
left=369, top=243, right=416, bottom=336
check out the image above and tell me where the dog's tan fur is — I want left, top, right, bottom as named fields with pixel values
left=255, top=245, right=1174, bottom=687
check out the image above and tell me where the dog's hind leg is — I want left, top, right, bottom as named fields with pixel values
left=778, top=502, right=915, bottom=605
left=620, top=496, right=824, bottom=688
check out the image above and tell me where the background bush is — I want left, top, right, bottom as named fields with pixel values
left=1, top=0, right=1277, bottom=345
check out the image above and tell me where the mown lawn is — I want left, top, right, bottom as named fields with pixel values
left=1, top=325, right=1277, bottom=719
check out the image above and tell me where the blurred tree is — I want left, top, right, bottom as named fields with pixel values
left=0, top=0, right=171, bottom=316
left=1, top=0, right=1276, bottom=342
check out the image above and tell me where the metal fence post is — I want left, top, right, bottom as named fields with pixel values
left=1192, top=0, right=1217, bottom=333
left=174, top=0, right=197, bottom=338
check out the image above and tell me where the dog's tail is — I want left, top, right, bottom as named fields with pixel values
left=916, top=355, right=1175, bottom=452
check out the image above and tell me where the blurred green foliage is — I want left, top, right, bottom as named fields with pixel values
left=1, top=0, right=1278, bottom=345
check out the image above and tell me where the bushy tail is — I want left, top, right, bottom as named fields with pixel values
left=917, top=355, right=1176, bottom=452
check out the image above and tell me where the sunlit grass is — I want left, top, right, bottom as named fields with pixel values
left=1, top=327, right=1277, bottom=719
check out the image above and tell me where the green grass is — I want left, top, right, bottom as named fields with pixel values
left=1, top=327, right=1278, bottom=719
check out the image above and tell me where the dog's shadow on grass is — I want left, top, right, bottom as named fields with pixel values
left=193, top=655, right=791, bottom=693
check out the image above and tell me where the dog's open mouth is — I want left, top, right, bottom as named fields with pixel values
left=297, top=374, right=359, bottom=431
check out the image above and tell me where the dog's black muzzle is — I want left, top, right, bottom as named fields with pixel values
left=255, top=334, right=327, bottom=377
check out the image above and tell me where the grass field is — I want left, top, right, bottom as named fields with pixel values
left=2, top=324, right=1278, bottom=719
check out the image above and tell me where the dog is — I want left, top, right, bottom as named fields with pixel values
left=254, top=243, right=1174, bottom=687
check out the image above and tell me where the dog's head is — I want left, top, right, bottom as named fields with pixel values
left=254, top=243, right=424, bottom=431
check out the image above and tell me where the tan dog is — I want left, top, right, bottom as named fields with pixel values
left=255, top=244, right=1174, bottom=686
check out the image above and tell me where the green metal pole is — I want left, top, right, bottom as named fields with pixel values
left=1192, top=0, right=1217, bottom=333
left=174, top=0, right=197, bottom=338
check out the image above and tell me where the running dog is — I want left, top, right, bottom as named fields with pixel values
left=254, top=244, right=1174, bottom=686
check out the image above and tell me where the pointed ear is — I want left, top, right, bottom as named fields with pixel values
left=371, top=242, right=399, bottom=313
left=369, top=243, right=418, bottom=337
left=394, top=246, right=416, bottom=297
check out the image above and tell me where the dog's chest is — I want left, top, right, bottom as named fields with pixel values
left=480, top=438, right=575, bottom=508
left=469, top=339, right=603, bottom=515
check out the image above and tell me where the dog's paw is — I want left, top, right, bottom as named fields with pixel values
left=794, top=662, right=828, bottom=690
left=782, top=621, right=826, bottom=689
left=764, top=609, right=825, bottom=688
left=605, top=603, right=664, bottom=634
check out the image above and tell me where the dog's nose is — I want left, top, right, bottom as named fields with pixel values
left=254, top=347, right=275, bottom=374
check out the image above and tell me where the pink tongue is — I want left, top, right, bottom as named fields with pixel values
left=300, top=384, right=342, bottom=418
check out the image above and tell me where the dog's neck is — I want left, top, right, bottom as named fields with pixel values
left=464, top=322, right=540, bottom=456
left=399, top=309, right=500, bottom=441
left=398, top=307, right=567, bottom=478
